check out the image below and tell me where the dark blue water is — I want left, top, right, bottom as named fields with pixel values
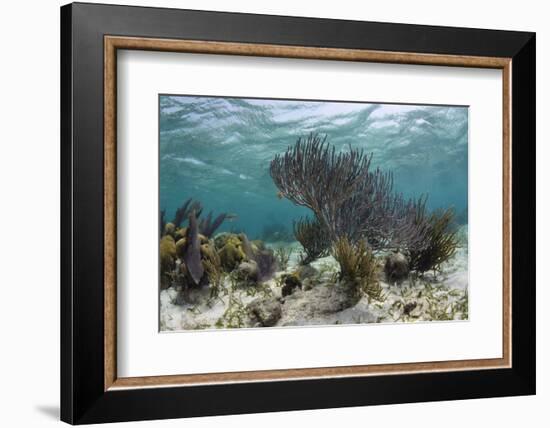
left=160, top=95, right=468, bottom=240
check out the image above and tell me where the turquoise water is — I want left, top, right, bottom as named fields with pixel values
left=160, top=95, right=468, bottom=240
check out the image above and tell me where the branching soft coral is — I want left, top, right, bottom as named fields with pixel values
left=270, top=133, right=371, bottom=242
left=173, top=198, right=203, bottom=228
left=409, top=208, right=459, bottom=274
left=270, top=132, right=429, bottom=251
left=333, top=237, right=383, bottom=302
left=293, top=216, right=330, bottom=265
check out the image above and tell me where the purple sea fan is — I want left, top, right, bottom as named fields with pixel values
left=270, top=133, right=372, bottom=242
left=182, top=212, right=204, bottom=285
left=199, top=212, right=228, bottom=238
left=173, top=198, right=203, bottom=228
left=270, top=132, right=430, bottom=252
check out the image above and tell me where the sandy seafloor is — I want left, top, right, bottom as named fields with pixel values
left=160, top=227, right=469, bottom=332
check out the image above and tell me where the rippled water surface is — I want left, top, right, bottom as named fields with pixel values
left=160, top=95, right=468, bottom=239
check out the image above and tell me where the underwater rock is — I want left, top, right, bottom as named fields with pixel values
left=312, top=284, right=359, bottom=312
left=294, top=264, right=318, bottom=280
left=163, top=222, right=176, bottom=237
left=219, top=241, right=246, bottom=271
left=302, top=278, right=314, bottom=291
left=403, top=301, right=418, bottom=316
left=235, top=260, right=259, bottom=283
left=384, top=251, right=409, bottom=283
left=281, top=273, right=301, bottom=297
left=246, top=297, right=282, bottom=327
left=183, top=212, right=204, bottom=285
left=282, top=282, right=359, bottom=322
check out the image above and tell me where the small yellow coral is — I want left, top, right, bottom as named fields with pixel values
left=160, top=235, right=176, bottom=288
left=333, top=237, right=382, bottom=302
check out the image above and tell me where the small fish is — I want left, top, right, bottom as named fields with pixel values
left=225, top=213, right=238, bottom=222
left=276, top=191, right=285, bottom=200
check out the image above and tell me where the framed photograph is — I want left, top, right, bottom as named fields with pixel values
left=61, top=2, right=535, bottom=424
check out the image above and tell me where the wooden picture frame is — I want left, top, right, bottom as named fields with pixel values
left=61, top=2, right=535, bottom=424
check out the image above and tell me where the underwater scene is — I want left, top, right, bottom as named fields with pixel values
left=159, top=95, right=469, bottom=331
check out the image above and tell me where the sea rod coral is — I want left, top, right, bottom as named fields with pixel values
left=408, top=207, right=459, bottom=275
left=270, top=132, right=429, bottom=251
left=270, top=133, right=371, bottom=243
left=293, top=216, right=330, bottom=264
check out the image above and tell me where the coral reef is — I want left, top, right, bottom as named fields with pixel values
left=160, top=203, right=279, bottom=306
left=160, top=237, right=468, bottom=330
left=159, top=134, right=467, bottom=331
